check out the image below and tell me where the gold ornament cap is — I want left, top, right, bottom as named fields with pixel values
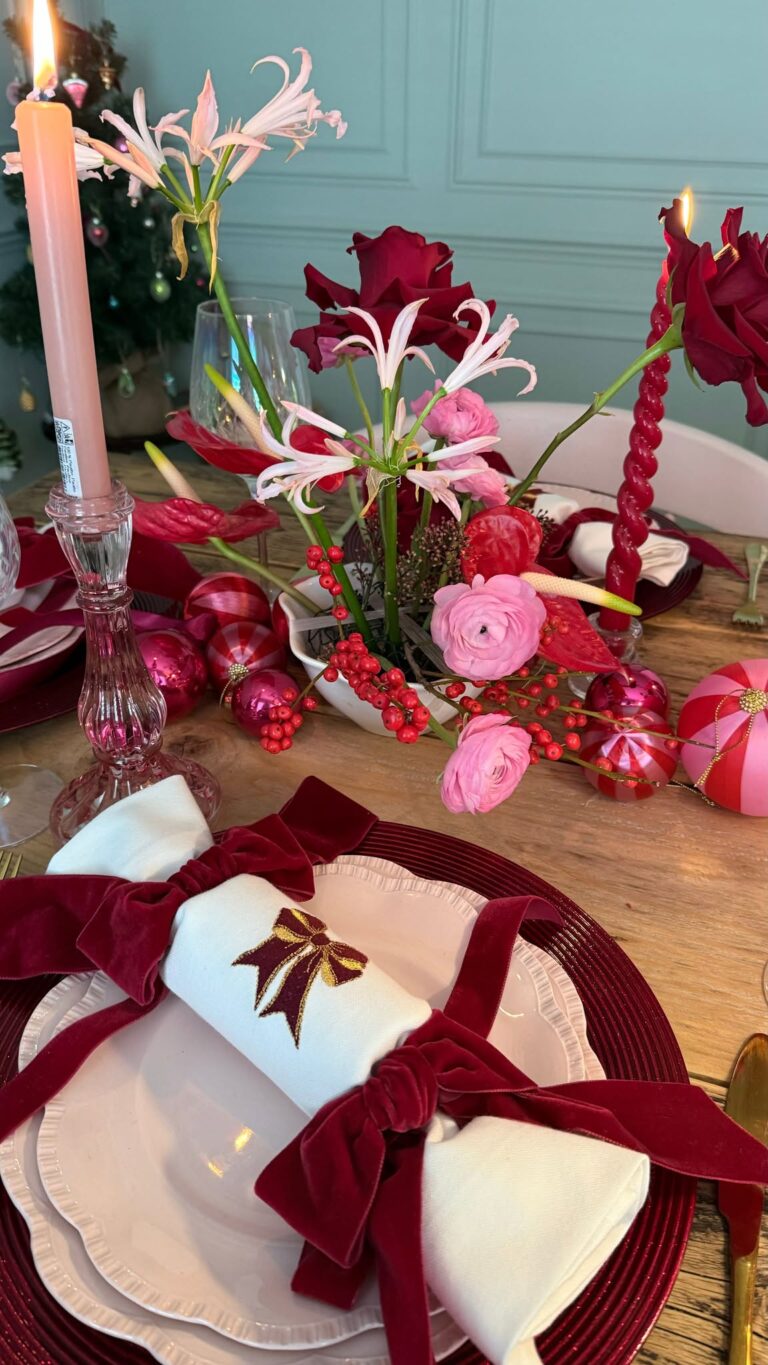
left=739, top=687, right=768, bottom=715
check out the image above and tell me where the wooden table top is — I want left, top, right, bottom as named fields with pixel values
left=4, top=452, right=768, bottom=1364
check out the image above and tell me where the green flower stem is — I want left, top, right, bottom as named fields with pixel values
left=509, top=325, right=682, bottom=505
left=209, top=145, right=235, bottom=202
left=427, top=713, right=458, bottom=747
left=161, top=163, right=192, bottom=209
left=380, top=478, right=401, bottom=646
left=207, top=537, right=318, bottom=613
left=191, top=164, right=203, bottom=213
left=418, top=490, right=433, bottom=532
left=307, top=511, right=374, bottom=640
left=196, top=223, right=283, bottom=441
left=344, top=358, right=375, bottom=448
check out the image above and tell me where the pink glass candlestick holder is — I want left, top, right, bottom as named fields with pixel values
left=46, top=480, right=221, bottom=843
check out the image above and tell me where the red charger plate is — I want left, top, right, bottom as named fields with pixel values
left=0, top=822, right=694, bottom=1364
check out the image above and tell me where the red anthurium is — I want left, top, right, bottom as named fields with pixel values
left=461, top=506, right=625, bottom=672
left=132, top=497, right=279, bottom=545
left=165, top=409, right=275, bottom=477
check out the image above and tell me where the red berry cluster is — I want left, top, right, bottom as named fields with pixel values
left=323, top=636, right=431, bottom=744
left=306, top=543, right=349, bottom=621
left=257, top=686, right=317, bottom=755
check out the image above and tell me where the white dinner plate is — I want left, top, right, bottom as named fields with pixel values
left=2, top=975, right=465, bottom=1365
left=37, top=856, right=592, bottom=1349
left=0, top=581, right=80, bottom=667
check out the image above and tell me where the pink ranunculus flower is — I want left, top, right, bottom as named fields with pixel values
left=441, top=713, right=531, bottom=814
left=412, top=384, right=500, bottom=447
left=431, top=573, right=546, bottom=680
left=439, top=452, right=508, bottom=507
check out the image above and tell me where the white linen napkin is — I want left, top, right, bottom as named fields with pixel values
left=48, top=778, right=649, bottom=1365
left=533, top=493, right=688, bottom=586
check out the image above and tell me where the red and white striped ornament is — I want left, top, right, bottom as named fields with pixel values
left=679, top=659, right=768, bottom=816
left=206, top=621, right=286, bottom=692
left=184, top=573, right=270, bottom=631
left=580, top=710, right=678, bottom=802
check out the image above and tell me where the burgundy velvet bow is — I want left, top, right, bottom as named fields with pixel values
left=0, top=777, right=375, bottom=1142
left=256, top=895, right=768, bottom=1365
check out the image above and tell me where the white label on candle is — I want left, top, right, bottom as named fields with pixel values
left=53, top=418, right=83, bottom=497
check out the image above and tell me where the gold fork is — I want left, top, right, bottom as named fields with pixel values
left=0, top=849, right=22, bottom=880
left=732, top=543, right=768, bottom=628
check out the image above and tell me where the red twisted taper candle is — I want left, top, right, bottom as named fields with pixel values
left=599, top=273, right=672, bottom=630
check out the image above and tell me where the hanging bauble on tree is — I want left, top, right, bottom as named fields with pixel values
left=142, top=215, right=155, bottom=230
left=85, top=215, right=109, bottom=247
left=18, top=379, right=35, bottom=412
left=63, top=73, right=89, bottom=109
left=206, top=621, right=286, bottom=693
left=108, top=295, right=120, bottom=309
left=98, top=62, right=117, bottom=89
left=117, top=366, right=135, bottom=398
left=150, top=271, right=171, bottom=303
left=0, top=419, right=22, bottom=482
left=137, top=629, right=208, bottom=721
left=5, top=80, right=22, bottom=107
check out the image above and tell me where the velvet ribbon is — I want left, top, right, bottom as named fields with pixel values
left=255, top=891, right=768, bottom=1365
left=0, top=777, right=376, bottom=1142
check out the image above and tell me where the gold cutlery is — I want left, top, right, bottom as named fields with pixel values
left=718, top=1033, right=768, bottom=1364
left=0, top=849, right=22, bottom=879
left=732, top=543, right=767, bottom=628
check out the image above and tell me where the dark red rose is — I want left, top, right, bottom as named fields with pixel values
left=661, top=200, right=768, bottom=425
left=292, top=226, right=495, bottom=373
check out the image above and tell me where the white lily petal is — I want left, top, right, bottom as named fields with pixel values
left=282, top=402, right=347, bottom=437
left=427, top=434, right=502, bottom=461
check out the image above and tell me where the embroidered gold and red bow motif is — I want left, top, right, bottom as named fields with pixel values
left=233, top=906, right=368, bottom=1046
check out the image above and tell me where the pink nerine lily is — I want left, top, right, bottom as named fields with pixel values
left=157, top=71, right=267, bottom=191
left=406, top=465, right=488, bottom=521
left=337, top=299, right=434, bottom=391
left=441, top=301, right=537, bottom=395
left=3, top=133, right=113, bottom=182
left=228, top=47, right=346, bottom=181
left=253, top=410, right=358, bottom=513
left=93, top=88, right=188, bottom=196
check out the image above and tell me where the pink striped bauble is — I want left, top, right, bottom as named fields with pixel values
left=206, top=621, right=286, bottom=691
left=580, top=710, right=678, bottom=802
left=679, top=659, right=768, bottom=816
left=184, top=573, right=270, bottom=630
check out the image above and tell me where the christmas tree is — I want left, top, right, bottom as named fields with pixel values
left=0, top=6, right=203, bottom=409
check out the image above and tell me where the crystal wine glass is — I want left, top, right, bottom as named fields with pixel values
left=0, top=493, right=62, bottom=846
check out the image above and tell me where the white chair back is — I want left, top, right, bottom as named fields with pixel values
left=490, top=401, right=768, bottom=536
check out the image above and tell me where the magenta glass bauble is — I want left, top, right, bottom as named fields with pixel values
left=206, top=620, right=286, bottom=691
left=231, top=668, right=299, bottom=737
left=184, top=571, right=270, bottom=630
left=580, top=709, right=678, bottom=802
left=137, top=628, right=208, bottom=721
left=585, top=666, right=670, bottom=719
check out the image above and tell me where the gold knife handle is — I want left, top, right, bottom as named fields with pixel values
left=729, top=1248, right=759, bottom=1365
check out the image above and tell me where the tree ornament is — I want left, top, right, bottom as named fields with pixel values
left=206, top=621, right=286, bottom=693
left=195, top=276, right=207, bottom=289
left=162, top=371, right=177, bottom=397
left=137, top=629, right=208, bottom=721
left=117, top=366, right=136, bottom=399
left=580, top=709, right=677, bottom=802
left=107, top=295, right=120, bottom=309
left=231, top=668, right=299, bottom=736
left=98, top=63, right=117, bottom=90
left=63, top=73, right=89, bottom=109
left=18, top=379, right=35, bottom=413
left=183, top=572, right=271, bottom=631
left=150, top=271, right=171, bottom=303
left=0, top=419, right=22, bottom=482
left=85, top=215, right=109, bottom=248
left=585, top=667, right=670, bottom=719
left=678, top=660, right=768, bottom=816
left=142, top=216, right=156, bottom=230
left=115, top=135, right=129, bottom=153
left=5, top=80, right=22, bottom=108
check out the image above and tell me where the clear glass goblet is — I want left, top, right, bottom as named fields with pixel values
left=189, top=297, right=311, bottom=445
left=0, top=492, right=63, bottom=847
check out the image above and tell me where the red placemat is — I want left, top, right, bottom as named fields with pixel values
left=0, top=823, right=694, bottom=1364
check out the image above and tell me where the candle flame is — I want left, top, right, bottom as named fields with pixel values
left=32, top=0, right=57, bottom=97
left=680, top=187, right=694, bottom=236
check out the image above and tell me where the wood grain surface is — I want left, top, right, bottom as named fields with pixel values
left=4, top=452, right=768, bottom=1363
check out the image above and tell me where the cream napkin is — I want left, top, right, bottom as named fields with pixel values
left=48, top=779, right=649, bottom=1365
left=533, top=494, right=688, bottom=586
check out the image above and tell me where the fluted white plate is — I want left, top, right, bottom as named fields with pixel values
left=36, top=857, right=597, bottom=1349
left=2, top=975, right=465, bottom=1365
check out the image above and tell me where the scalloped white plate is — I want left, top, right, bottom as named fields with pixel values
left=2, top=976, right=465, bottom=1365
left=37, top=857, right=597, bottom=1349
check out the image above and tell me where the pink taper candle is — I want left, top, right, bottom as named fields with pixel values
left=600, top=191, right=692, bottom=632
left=14, top=0, right=111, bottom=498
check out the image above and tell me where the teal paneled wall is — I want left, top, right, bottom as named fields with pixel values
left=2, top=0, right=768, bottom=483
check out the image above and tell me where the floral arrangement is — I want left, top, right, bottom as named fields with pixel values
left=17, top=54, right=767, bottom=815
